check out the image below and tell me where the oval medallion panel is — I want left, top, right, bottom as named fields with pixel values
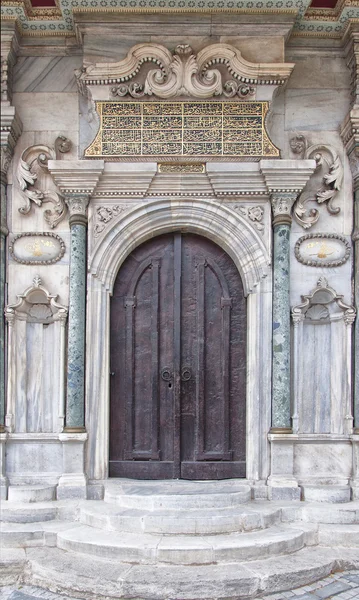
left=9, top=232, right=65, bottom=265
left=294, top=234, right=351, bottom=268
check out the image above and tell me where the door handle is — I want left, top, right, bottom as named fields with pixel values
left=161, top=367, right=173, bottom=382
left=181, top=366, right=192, bottom=381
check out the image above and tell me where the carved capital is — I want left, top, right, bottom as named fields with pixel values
left=271, top=193, right=297, bottom=226
left=65, top=194, right=90, bottom=226
left=0, top=145, right=12, bottom=181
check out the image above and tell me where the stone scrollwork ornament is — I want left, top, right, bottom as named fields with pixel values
left=17, top=141, right=71, bottom=229
left=293, top=144, right=343, bottom=229
left=79, top=42, right=293, bottom=100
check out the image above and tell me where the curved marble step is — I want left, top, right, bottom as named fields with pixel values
left=8, top=485, right=56, bottom=503
left=22, top=545, right=359, bottom=599
left=104, top=480, right=251, bottom=510
left=0, top=520, right=79, bottom=547
left=0, top=499, right=80, bottom=523
left=80, top=500, right=282, bottom=534
left=57, top=523, right=311, bottom=565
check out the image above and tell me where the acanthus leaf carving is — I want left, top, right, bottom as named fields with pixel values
left=80, top=42, right=294, bottom=100
left=17, top=143, right=70, bottom=229
left=293, top=144, right=343, bottom=229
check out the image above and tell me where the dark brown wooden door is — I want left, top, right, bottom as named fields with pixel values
left=110, top=233, right=246, bottom=479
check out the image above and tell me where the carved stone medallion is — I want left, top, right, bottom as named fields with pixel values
left=294, top=233, right=351, bottom=268
left=9, top=232, right=66, bottom=265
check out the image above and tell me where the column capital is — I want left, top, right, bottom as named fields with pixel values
left=341, top=106, right=359, bottom=189
left=270, top=192, right=297, bottom=226
left=1, top=106, right=22, bottom=181
left=65, top=194, right=90, bottom=227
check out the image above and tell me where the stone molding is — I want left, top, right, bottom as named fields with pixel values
left=1, top=105, right=22, bottom=180
left=78, top=42, right=294, bottom=99
left=341, top=106, right=359, bottom=187
left=259, top=159, right=316, bottom=195
left=0, top=22, right=20, bottom=105
left=9, top=232, right=66, bottom=265
left=47, top=160, right=104, bottom=197
left=294, top=233, right=351, bottom=268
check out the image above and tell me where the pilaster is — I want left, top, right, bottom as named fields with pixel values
left=260, top=160, right=315, bottom=498
left=48, top=160, right=103, bottom=498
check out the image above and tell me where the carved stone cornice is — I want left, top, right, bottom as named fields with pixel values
left=342, top=21, right=359, bottom=107
left=341, top=106, right=359, bottom=188
left=1, top=22, right=20, bottom=105
left=78, top=42, right=294, bottom=100
left=47, top=160, right=104, bottom=225
left=1, top=105, right=22, bottom=181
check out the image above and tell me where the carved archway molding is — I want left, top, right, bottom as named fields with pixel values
left=89, top=197, right=270, bottom=297
left=85, top=197, right=273, bottom=481
left=77, top=42, right=295, bottom=99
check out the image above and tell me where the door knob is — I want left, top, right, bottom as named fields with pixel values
left=181, top=367, right=192, bottom=381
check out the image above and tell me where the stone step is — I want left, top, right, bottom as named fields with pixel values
left=104, top=479, right=251, bottom=510
left=56, top=523, right=309, bottom=565
left=80, top=500, right=282, bottom=534
left=281, top=500, right=359, bottom=524
left=0, top=520, right=80, bottom=548
left=8, top=485, right=56, bottom=503
left=319, top=523, right=359, bottom=547
left=21, top=545, right=359, bottom=599
left=301, top=485, right=351, bottom=503
left=0, top=499, right=80, bottom=523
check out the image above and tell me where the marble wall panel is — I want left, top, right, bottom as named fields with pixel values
left=294, top=442, right=352, bottom=484
left=13, top=57, right=83, bottom=93
left=285, top=54, right=350, bottom=90
left=12, top=92, right=78, bottom=133
left=284, top=88, right=350, bottom=132
left=6, top=441, right=62, bottom=481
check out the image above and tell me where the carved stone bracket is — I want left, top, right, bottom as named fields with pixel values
left=17, top=138, right=72, bottom=229
left=94, top=204, right=133, bottom=238
left=229, top=204, right=265, bottom=235
left=77, top=42, right=294, bottom=100
left=292, top=277, right=356, bottom=327
left=293, top=143, right=343, bottom=229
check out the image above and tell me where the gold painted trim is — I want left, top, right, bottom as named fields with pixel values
left=72, top=6, right=298, bottom=15
left=158, top=163, right=206, bottom=173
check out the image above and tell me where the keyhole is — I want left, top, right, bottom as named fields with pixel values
left=168, top=383, right=172, bottom=389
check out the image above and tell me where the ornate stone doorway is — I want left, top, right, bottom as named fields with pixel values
left=109, top=232, right=247, bottom=479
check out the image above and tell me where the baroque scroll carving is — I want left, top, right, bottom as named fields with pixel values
left=293, top=143, right=343, bottom=229
left=17, top=137, right=72, bottom=228
left=77, top=42, right=294, bottom=99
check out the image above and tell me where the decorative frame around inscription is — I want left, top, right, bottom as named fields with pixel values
left=9, top=232, right=66, bottom=265
left=294, top=233, right=351, bottom=268
left=85, top=100, right=279, bottom=162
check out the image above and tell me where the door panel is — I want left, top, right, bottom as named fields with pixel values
left=110, top=233, right=246, bottom=479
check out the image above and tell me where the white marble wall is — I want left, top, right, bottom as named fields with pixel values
left=5, top=26, right=356, bottom=488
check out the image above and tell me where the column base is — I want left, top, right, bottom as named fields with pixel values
left=0, top=432, right=8, bottom=499
left=57, top=432, right=88, bottom=500
left=268, top=432, right=300, bottom=501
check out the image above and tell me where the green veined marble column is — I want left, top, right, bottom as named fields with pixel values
left=270, top=192, right=297, bottom=433
left=354, top=188, right=359, bottom=434
left=64, top=195, right=89, bottom=432
left=0, top=161, right=9, bottom=434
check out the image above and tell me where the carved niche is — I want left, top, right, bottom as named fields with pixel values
left=291, top=277, right=355, bottom=435
left=5, top=277, right=68, bottom=433
left=17, top=137, right=72, bottom=229
left=292, top=143, right=343, bottom=229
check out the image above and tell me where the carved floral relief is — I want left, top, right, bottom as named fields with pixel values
left=292, top=143, right=343, bottom=229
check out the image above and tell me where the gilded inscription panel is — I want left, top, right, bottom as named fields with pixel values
left=85, top=101, right=279, bottom=161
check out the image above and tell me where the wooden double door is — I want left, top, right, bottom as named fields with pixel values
left=110, top=233, right=246, bottom=479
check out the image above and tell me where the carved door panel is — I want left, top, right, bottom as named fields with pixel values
left=109, top=233, right=246, bottom=479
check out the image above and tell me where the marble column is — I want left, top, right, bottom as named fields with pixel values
left=64, top=195, right=89, bottom=433
left=0, top=150, right=10, bottom=434
left=354, top=187, right=359, bottom=434
left=270, top=192, right=297, bottom=433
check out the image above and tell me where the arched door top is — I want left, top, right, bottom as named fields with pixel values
left=89, top=198, right=269, bottom=296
